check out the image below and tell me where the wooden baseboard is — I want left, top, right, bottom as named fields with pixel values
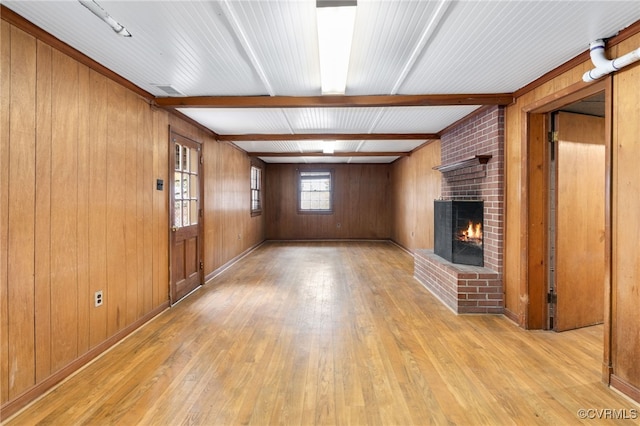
left=205, top=241, right=266, bottom=284
left=388, top=239, right=415, bottom=257
left=610, top=374, right=640, bottom=405
left=0, top=302, right=169, bottom=421
left=602, top=363, right=614, bottom=385
left=503, top=308, right=519, bottom=325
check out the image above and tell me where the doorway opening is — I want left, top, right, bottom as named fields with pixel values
left=523, top=81, right=614, bottom=385
left=547, top=94, right=605, bottom=331
left=524, top=79, right=611, bottom=334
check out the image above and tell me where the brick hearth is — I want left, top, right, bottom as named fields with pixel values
left=415, top=250, right=502, bottom=314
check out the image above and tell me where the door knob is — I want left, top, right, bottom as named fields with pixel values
left=172, top=226, right=178, bottom=232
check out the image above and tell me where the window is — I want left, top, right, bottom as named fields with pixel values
left=250, top=165, right=262, bottom=215
left=299, top=170, right=333, bottom=213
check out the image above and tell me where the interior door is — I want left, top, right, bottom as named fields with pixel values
left=170, top=132, right=203, bottom=304
left=554, top=111, right=605, bottom=331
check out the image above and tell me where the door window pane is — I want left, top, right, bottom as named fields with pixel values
left=173, top=142, right=200, bottom=228
left=190, top=174, right=199, bottom=199
left=182, top=175, right=189, bottom=199
left=174, top=201, right=182, bottom=227
left=182, top=202, right=189, bottom=226
left=190, top=148, right=199, bottom=174
left=182, top=146, right=189, bottom=171
left=175, top=145, right=181, bottom=170
left=190, top=200, right=198, bottom=224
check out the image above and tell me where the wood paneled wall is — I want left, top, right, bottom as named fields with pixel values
left=0, top=22, right=170, bottom=405
left=611, top=34, right=640, bottom=400
left=504, top=31, right=640, bottom=401
left=0, top=18, right=266, bottom=413
left=390, top=141, right=441, bottom=251
left=265, top=164, right=391, bottom=240
left=206, top=142, right=265, bottom=275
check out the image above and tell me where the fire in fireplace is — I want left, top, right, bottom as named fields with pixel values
left=434, top=200, right=484, bottom=266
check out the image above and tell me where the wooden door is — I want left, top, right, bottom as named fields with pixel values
left=554, top=112, right=605, bottom=331
left=170, top=132, right=203, bottom=304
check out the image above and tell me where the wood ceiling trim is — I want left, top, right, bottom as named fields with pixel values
left=514, top=18, right=640, bottom=98
left=219, top=133, right=438, bottom=141
left=155, top=93, right=514, bottom=108
left=248, top=152, right=408, bottom=157
left=1, top=5, right=154, bottom=102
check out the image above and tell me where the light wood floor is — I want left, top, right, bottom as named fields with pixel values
left=5, top=241, right=637, bottom=425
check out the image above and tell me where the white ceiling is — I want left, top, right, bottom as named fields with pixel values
left=4, top=0, right=640, bottom=163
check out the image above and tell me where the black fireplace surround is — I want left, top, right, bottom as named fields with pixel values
left=434, top=200, right=484, bottom=266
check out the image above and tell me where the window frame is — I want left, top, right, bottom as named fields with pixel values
left=297, top=169, right=334, bottom=215
left=250, top=164, right=262, bottom=216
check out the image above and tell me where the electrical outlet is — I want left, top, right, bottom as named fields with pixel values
left=94, top=290, right=103, bottom=307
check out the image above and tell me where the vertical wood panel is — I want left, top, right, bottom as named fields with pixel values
left=106, top=81, right=127, bottom=334
left=50, top=49, right=79, bottom=372
left=7, top=25, right=37, bottom=398
left=203, top=139, right=216, bottom=273
left=125, top=90, right=138, bottom=324
left=88, top=70, right=108, bottom=348
left=526, top=113, right=547, bottom=329
left=139, top=102, right=153, bottom=315
left=152, top=111, right=163, bottom=307
left=34, top=40, right=52, bottom=382
left=152, top=111, right=161, bottom=307
left=77, top=63, right=91, bottom=354
left=390, top=142, right=441, bottom=251
left=391, top=156, right=415, bottom=249
left=0, top=19, right=11, bottom=404
left=504, top=101, right=523, bottom=323
left=414, top=144, right=441, bottom=249
left=155, top=114, right=169, bottom=305
left=136, top=101, right=145, bottom=316
left=612, top=35, right=640, bottom=392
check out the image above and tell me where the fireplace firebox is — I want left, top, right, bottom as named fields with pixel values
left=434, top=200, right=484, bottom=266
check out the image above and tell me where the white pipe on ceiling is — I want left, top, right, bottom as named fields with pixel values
left=583, top=39, right=640, bottom=82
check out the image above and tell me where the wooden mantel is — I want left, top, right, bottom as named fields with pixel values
left=433, top=154, right=492, bottom=173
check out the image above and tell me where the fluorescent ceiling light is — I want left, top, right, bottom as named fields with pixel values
left=317, top=2, right=356, bottom=94
left=79, top=0, right=132, bottom=37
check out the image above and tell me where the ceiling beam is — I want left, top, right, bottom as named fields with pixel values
left=218, top=133, right=438, bottom=141
left=155, top=93, right=514, bottom=109
left=248, top=152, right=409, bottom=157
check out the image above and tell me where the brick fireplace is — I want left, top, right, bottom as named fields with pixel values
left=414, top=106, right=504, bottom=314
